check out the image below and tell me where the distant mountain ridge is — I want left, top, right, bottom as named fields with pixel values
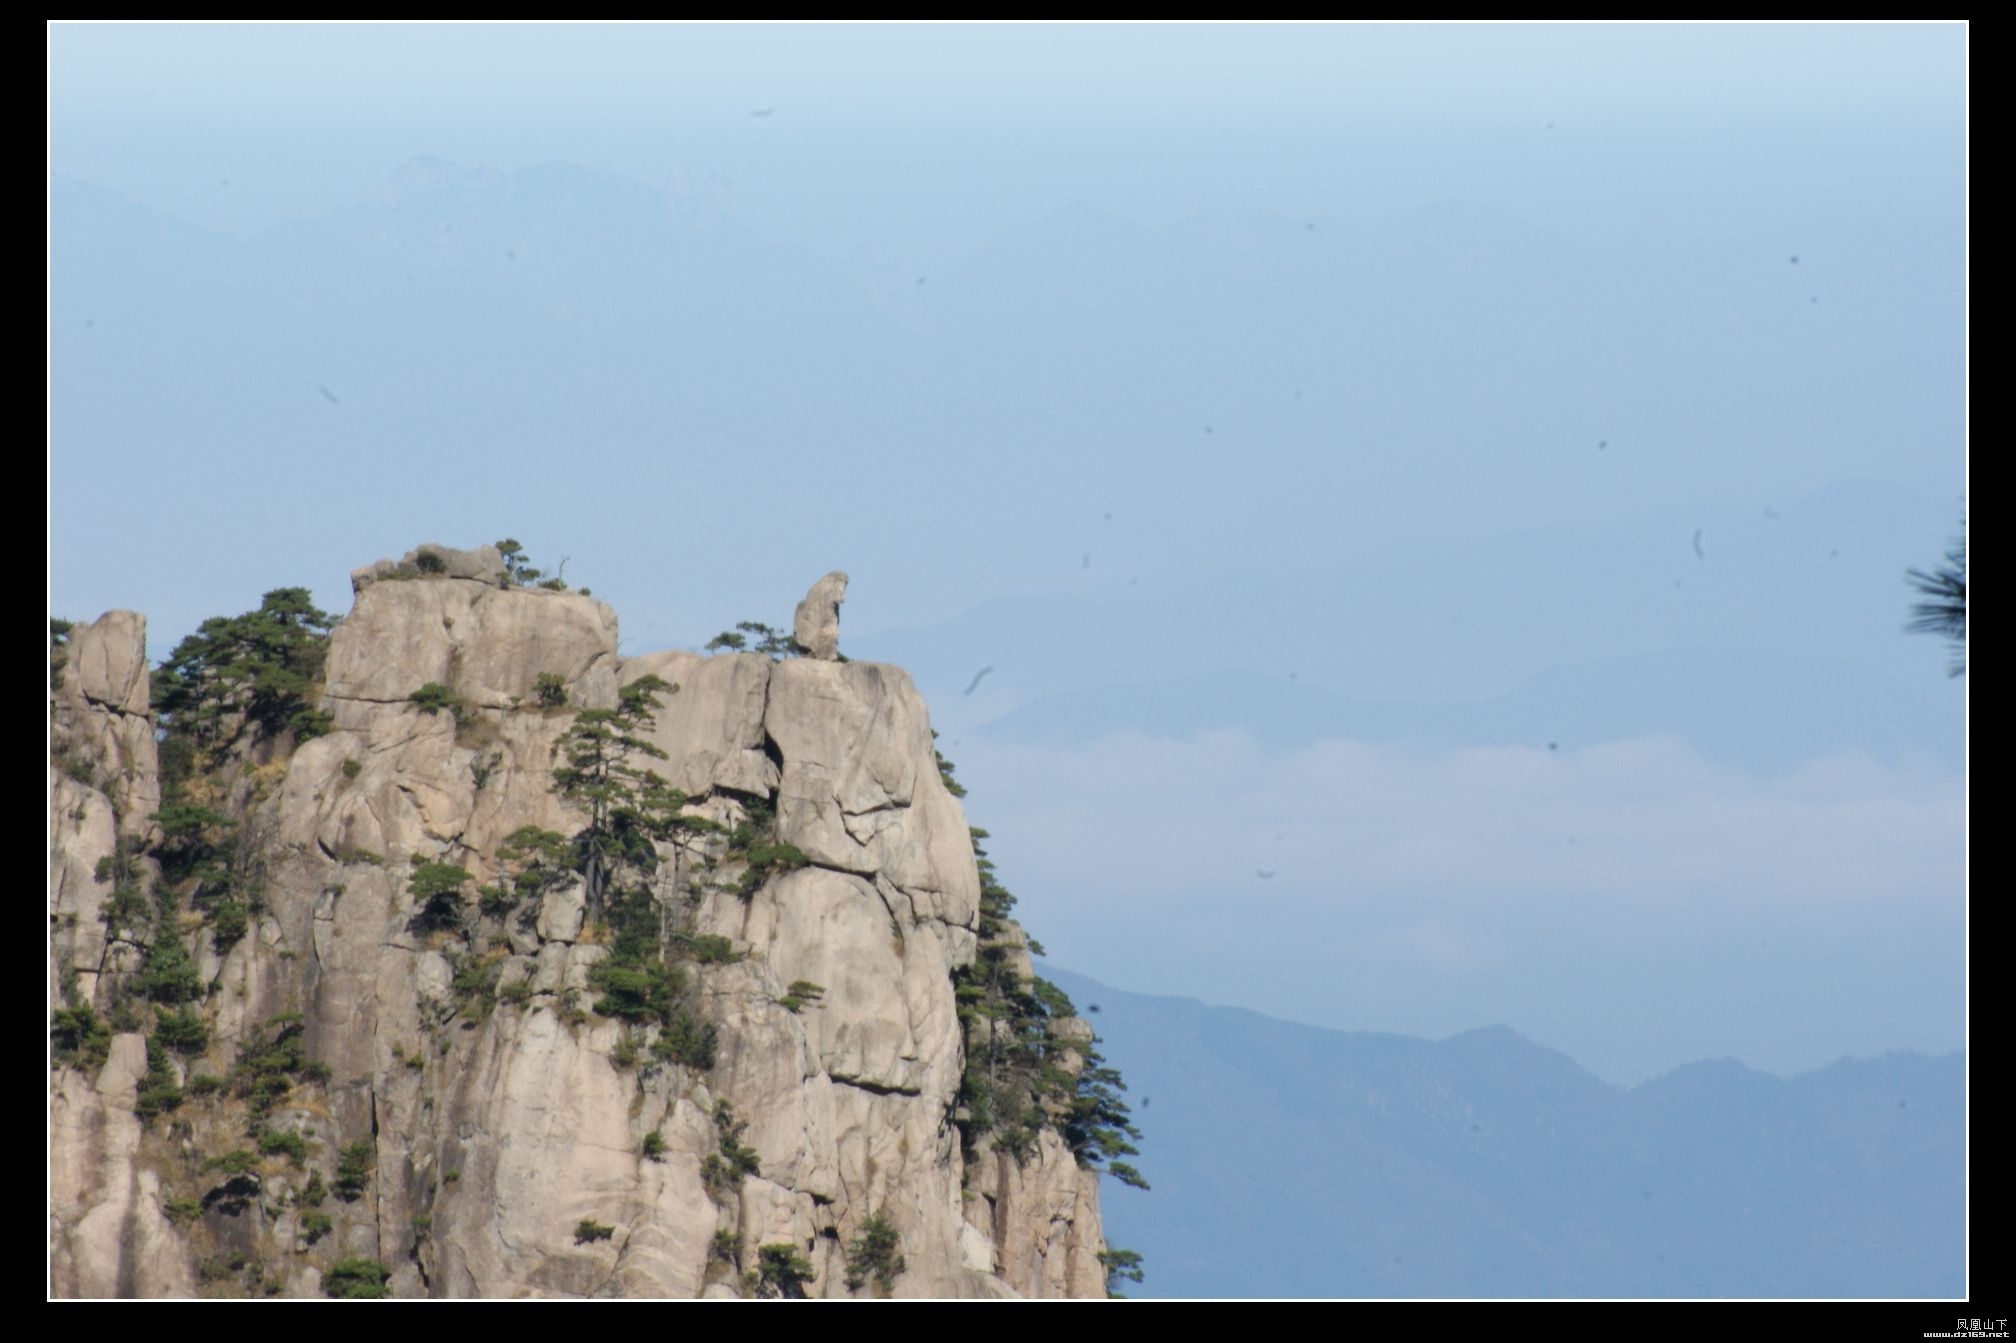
left=1044, top=967, right=1964, bottom=1299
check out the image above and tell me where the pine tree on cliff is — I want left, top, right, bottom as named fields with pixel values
left=550, top=673, right=679, bottom=919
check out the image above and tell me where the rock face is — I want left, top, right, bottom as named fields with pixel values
left=791, top=571, right=848, bottom=661
left=48, top=557, right=1111, bottom=1298
left=50, top=612, right=161, bottom=1009
left=51, top=1037, right=198, bottom=1298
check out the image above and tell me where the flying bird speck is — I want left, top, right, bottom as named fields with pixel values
left=1691, top=528, right=1706, bottom=561
left=962, top=667, right=995, bottom=696
left=751, top=108, right=774, bottom=118
left=1081, top=552, right=1091, bottom=570
left=318, top=386, right=340, bottom=405
left=1255, top=869, right=1276, bottom=880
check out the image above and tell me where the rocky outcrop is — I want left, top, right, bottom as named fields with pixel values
left=48, top=555, right=1112, bottom=1298
left=323, top=567, right=619, bottom=716
left=51, top=611, right=159, bottom=838
left=791, top=571, right=848, bottom=661
left=350, top=542, right=509, bottom=592
left=50, top=612, right=161, bottom=1009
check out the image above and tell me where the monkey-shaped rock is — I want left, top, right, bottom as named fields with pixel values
left=793, top=570, right=849, bottom=660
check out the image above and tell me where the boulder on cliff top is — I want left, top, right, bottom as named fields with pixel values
left=65, top=610, right=150, bottom=716
left=322, top=572, right=618, bottom=717
left=352, top=542, right=508, bottom=592
left=793, top=571, right=849, bottom=661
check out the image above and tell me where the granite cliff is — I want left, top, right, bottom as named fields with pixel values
left=50, top=546, right=1119, bottom=1298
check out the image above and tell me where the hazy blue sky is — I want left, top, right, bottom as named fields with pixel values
left=49, top=24, right=1961, bottom=254
left=49, top=22, right=1966, bottom=1086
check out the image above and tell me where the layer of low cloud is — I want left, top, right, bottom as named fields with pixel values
left=959, top=730, right=1962, bottom=906
left=953, top=729, right=1964, bottom=1083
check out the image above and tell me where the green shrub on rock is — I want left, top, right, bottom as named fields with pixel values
left=324, top=1258, right=390, bottom=1298
left=752, top=1243, right=815, bottom=1298
left=335, top=1141, right=374, bottom=1201
left=845, top=1212, right=906, bottom=1296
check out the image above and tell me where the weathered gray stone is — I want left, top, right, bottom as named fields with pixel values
left=50, top=611, right=163, bottom=1015
left=765, top=659, right=980, bottom=932
left=416, top=950, right=455, bottom=1008
left=506, top=918, right=543, bottom=957
left=536, top=880, right=586, bottom=944
left=49, top=775, right=117, bottom=992
left=561, top=943, right=608, bottom=994
left=962, top=1131, right=1109, bottom=1299
left=496, top=956, right=534, bottom=996
left=429, top=1007, right=718, bottom=1297
left=531, top=942, right=573, bottom=995
left=621, top=651, right=778, bottom=798
left=792, top=570, right=849, bottom=661
left=323, top=575, right=619, bottom=717
left=67, top=610, right=150, bottom=715
left=49, top=611, right=161, bottom=841
left=50, top=1035, right=197, bottom=1298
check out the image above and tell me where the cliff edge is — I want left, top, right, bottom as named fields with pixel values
left=50, top=550, right=1115, bottom=1298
